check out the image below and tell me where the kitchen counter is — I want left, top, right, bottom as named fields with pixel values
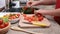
left=7, top=5, right=60, bottom=34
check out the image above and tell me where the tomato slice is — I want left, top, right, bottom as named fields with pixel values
left=17, top=14, right=20, bottom=17
left=11, top=16, right=16, bottom=19
left=36, top=13, right=42, bottom=17
left=38, top=17, right=43, bottom=21
left=28, top=19, right=32, bottom=22
left=23, top=14, right=27, bottom=17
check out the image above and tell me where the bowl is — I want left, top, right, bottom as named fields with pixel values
left=9, top=17, right=20, bottom=23
left=8, top=13, right=20, bottom=23
left=0, top=22, right=11, bottom=34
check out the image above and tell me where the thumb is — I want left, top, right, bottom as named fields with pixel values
left=35, top=9, right=47, bottom=15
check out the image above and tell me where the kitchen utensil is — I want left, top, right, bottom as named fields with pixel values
left=10, top=26, right=43, bottom=34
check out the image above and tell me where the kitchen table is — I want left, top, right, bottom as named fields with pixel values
left=6, top=5, right=60, bottom=34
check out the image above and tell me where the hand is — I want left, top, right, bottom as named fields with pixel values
left=35, top=9, right=50, bottom=15
left=26, top=1, right=40, bottom=7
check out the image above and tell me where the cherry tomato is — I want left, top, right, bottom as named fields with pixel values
left=24, top=17, right=29, bottom=20
left=9, top=17, right=13, bottom=19
left=30, top=16, right=35, bottom=21
left=32, top=15, right=35, bottom=17
left=17, top=14, right=20, bottom=17
left=15, top=15, right=19, bottom=18
left=11, top=16, right=16, bottom=19
left=36, top=13, right=42, bottom=17
left=4, top=22, right=9, bottom=27
left=23, top=14, right=27, bottom=17
left=0, top=20, right=3, bottom=25
left=0, top=24, right=5, bottom=29
left=28, top=19, right=32, bottom=22
left=38, top=17, right=43, bottom=21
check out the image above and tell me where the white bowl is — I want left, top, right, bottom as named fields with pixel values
left=9, top=17, right=20, bottom=23
left=0, top=22, right=11, bottom=34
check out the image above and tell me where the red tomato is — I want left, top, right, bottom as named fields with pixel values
left=17, top=14, right=20, bottom=17
left=38, top=17, right=43, bottom=21
left=0, top=24, right=5, bottom=29
left=30, top=16, right=35, bottom=21
left=11, top=16, right=16, bottom=19
left=0, top=20, right=3, bottom=25
left=15, top=15, right=19, bottom=18
left=24, top=17, right=29, bottom=20
left=32, top=15, right=35, bottom=17
left=4, top=22, right=9, bottom=27
left=9, top=17, right=13, bottom=19
left=23, top=14, right=27, bottom=17
left=28, top=19, right=32, bottom=22
left=36, top=13, right=42, bottom=17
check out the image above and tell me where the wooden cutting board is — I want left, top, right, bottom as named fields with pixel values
left=19, top=14, right=51, bottom=28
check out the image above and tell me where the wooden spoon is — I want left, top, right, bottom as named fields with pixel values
left=10, top=26, right=43, bottom=34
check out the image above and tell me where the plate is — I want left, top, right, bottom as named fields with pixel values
left=19, top=14, right=51, bottom=28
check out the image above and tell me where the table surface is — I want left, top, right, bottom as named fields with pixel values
left=7, top=5, right=60, bottom=34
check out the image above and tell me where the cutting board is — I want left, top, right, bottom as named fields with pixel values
left=19, top=14, right=51, bottom=28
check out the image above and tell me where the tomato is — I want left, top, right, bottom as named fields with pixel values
left=24, top=17, right=29, bottom=20
left=28, top=19, right=32, bottom=22
left=38, top=17, right=43, bottom=21
left=23, top=14, right=27, bottom=17
left=0, top=24, right=5, bottom=29
left=4, top=22, right=9, bottom=27
left=15, top=15, right=19, bottom=18
left=30, top=16, right=34, bottom=21
left=11, top=16, right=16, bottom=19
left=36, top=13, right=42, bottom=17
left=0, top=20, right=3, bottom=25
left=32, top=15, right=35, bottom=17
left=17, top=14, right=20, bottom=17
left=9, top=17, right=12, bottom=19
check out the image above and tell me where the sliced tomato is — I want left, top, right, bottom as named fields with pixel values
left=30, top=16, right=34, bottom=21
left=23, top=14, right=27, bottom=17
left=15, top=15, right=19, bottom=18
left=24, top=17, right=29, bottom=20
left=28, top=19, right=32, bottom=22
left=9, top=17, right=12, bottom=19
left=38, top=17, right=43, bottom=21
left=11, top=16, right=16, bottom=19
left=17, top=14, right=20, bottom=17
left=36, top=13, right=42, bottom=17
